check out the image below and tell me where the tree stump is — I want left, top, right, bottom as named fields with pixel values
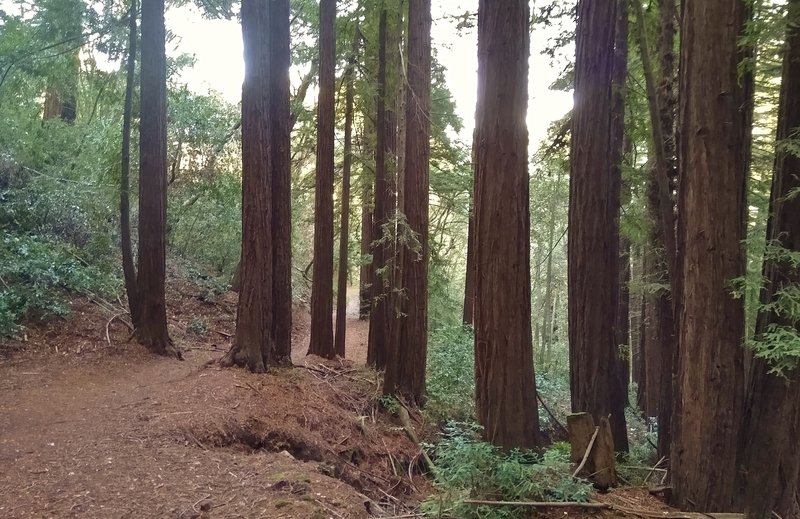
left=567, top=412, right=618, bottom=490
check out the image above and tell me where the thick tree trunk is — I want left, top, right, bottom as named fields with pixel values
left=738, top=2, right=800, bottom=516
left=569, top=0, right=627, bottom=453
left=670, top=0, right=750, bottom=510
left=629, top=247, right=644, bottom=407
left=334, top=34, right=358, bottom=358
left=367, top=8, right=395, bottom=369
left=472, top=0, right=540, bottom=449
left=309, top=0, right=337, bottom=359
left=121, top=0, right=139, bottom=329
left=222, top=0, right=274, bottom=372
left=136, top=0, right=175, bottom=356
left=269, top=0, right=293, bottom=366
left=359, top=181, right=374, bottom=321
left=383, top=0, right=430, bottom=404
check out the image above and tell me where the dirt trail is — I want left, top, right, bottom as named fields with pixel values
left=0, top=284, right=418, bottom=518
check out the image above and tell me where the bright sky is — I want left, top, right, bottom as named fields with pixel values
left=165, top=2, right=573, bottom=152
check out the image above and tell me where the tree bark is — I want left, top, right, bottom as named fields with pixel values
left=462, top=206, right=475, bottom=326
left=309, top=0, right=337, bottom=359
left=569, top=0, right=627, bottom=451
left=334, top=33, right=359, bottom=359
left=269, top=0, right=293, bottom=366
left=367, top=7, right=395, bottom=369
left=121, top=0, right=139, bottom=329
left=670, top=0, right=750, bottom=510
left=383, top=0, right=430, bottom=404
left=472, top=0, right=540, bottom=449
left=136, top=0, right=175, bottom=356
left=222, top=0, right=274, bottom=372
left=610, top=0, right=630, bottom=452
left=359, top=180, right=374, bottom=321
left=738, top=2, right=800, bottom=516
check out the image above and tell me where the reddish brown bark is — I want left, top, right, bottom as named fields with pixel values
left=472, top=0, right=540, bottom=449
left=569, top=0, right=627, bottom=452
left=223, top=0, right=274, bottom=372
left=269, top=0, right=293, bottom=366
left=136, top=0, right=175, bottom=356
left=383, top=0, right=430, bottom=404
left=738, top=2, right=800, bottom=516
left=367, top=8, right=394, bottom=369
left=670, top=0, right=749, bottom=510
left=309, top=0, right=337, bottom=359
left=334, top=34, right=358, bottom=359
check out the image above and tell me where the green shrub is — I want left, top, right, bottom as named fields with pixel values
left=0, top=232, right=119, bottom=337
left=426, top=326, right=475, bottom=422
left=422, top=422, right=592, bottom=519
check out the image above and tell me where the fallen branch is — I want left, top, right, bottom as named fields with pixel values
left=464, top=499, right=610, bottom=509
left=537, top=393, right=569, bottom=436
left=397, top=406, right=434, bottom=471
left=572, top=425, right=600, bottom=477
left=105, top=313, right=125, bottom=345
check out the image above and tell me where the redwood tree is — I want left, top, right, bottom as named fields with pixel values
left=121, top=0, right=139, bottom=329
left=367, top=8, right=395, bottom=369
left=738, top=2, right=800, bottom=515
left=309, top=0, right=337, bottom=359
left=473, top=0, right=540, bottom=449
left=334, top=33, right=358, bottom=358
left=221, top=0, right=274, bottom=372
left=568, top=0, right=627, bottom=449
left=383, top=0, right=430, bottom=404
left=136, top=0, right=174, bottom=356
left=269, top=0, right=293, bottom=366
left=670, top=0, right=750, bottom=509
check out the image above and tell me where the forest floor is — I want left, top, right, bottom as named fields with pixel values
left=0, top=273, right=676, bottom=518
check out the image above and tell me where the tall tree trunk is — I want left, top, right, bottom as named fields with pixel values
left=738, top=2, right=800, bottom=516
left=610, top=0, right=630, bottom=452
left=309, top=0, right=337, bottom=359
left=670, top=0, right=750, bottom=509
left=383, top=0, right=430, bottom=404
left=367, top=6, right=399, bottom=369
left=136, top=0, right=174, bottom=356
left=569, top=0, right=627, bottom=452
left=269, top=0, right=293, bottom=366
left=121, top=0, right=139, bottom=329
left=334, top=33, right=359, bottom=358
left=472, top=0, right=540, bottom=449
left=539, top=172, right=561, bottom=366
left=222, top=0, right=274, bottom=372
left=630, top=247, right=644, bottom=408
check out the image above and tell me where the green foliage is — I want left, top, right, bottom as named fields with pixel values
left=422, top=422, right=592, bottom=519
left=0, top=232, right=118, bottom=337
left=426, top=326, right=475, bottom=422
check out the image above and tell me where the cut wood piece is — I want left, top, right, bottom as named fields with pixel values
left=591, top=416, right=618, bottom=489
left=567, top=412, right=595, bottom=464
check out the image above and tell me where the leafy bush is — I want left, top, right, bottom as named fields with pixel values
left=422, top=422, right=592, bottom=519
left=0, top=232, right=119, bottom=337
left=426, top=326, right=475, bottom=422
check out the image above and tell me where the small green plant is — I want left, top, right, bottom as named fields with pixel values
left=186, top=316, right=208, bottom=337
left=425, top=326, right=475, bottom=422
left=422, top=422, right=592, bottom=519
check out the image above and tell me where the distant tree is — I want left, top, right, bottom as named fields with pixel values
left=568, top=0, right=627, bottom=450
left=472, top=0, right=541, bottom=449
left=737, top=1, right=800, bottom=516
left=670, top=0, right=751, bottom=510
left=383, top=0, right=431, bottom=404
left=308, top=0, right=337, bottom=359
left=221, top=0, right=274, bottom=371
left=136, top=0, right=174, bottom=356
left=41, top=0, right=83, bottom=123
left=334, top=32, right=359, bottom=358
